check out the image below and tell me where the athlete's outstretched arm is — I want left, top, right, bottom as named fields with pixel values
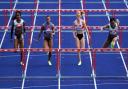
left=83, top=20, right=90, bottom=38
left=11, top=22, right=14, bottom=39
left=23, top=22, right=26, bottom=33
left=116, top=19, right=120, bottom=26
left=101, top=25, right=109, bottom=31
left=52, top=24, right=55, bottom=35
left=37, top=25, right=44, bottom=40
left=73, top=24, right=77, bottom=38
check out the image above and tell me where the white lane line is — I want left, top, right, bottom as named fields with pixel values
left=0, top=0, right=18, bottom=48
left=58, top=0, right=61, bottom=89
left=21, top=0, right=39, bottom=89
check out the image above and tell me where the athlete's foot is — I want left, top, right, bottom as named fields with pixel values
left=47, top=52, right=49, bottom=55
left=48, top=60, right=52, bottom=66
left=78, top=60, right=82, bottom=66
left=78, top=52, right=82, bottom=66
left=20, top=61, right=24, bottom=66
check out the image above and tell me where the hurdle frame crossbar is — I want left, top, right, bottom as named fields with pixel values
left=0, top=9, right=128, bottom=12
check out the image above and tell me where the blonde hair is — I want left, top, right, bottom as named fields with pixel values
left=76, top=10, right=85, bottom=17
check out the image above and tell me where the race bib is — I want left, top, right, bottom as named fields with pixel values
left=110, top=30, right=117, bottom=35
left=46, top=26, right=51, bottom=32
left=16, top=24, right=22, bottom=28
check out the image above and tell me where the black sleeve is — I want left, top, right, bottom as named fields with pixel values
left=12, top=15, right=16, bottom=21
left=23, top=22, right=26, bottom=33
left=103, top=25, right=109, bottom=30
left=11, top=21, right=14, bottom=39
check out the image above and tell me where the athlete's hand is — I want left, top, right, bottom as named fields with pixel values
left=73, top=35, right=77, bottom=39
left=73, top=33, right=76, bottom=38
left=52, top=32, right=55, bottom=36
left=88, top=34, right=91, bottom=40
left=73, top=32, right=77, bottom=38
left=100, top=27, right=104, bottom=31
left=117, top=35, right=119, bottom=40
